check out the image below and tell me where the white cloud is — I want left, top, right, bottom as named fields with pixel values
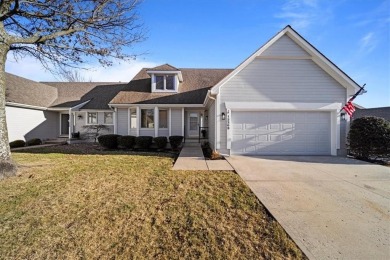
left=275, top=0, right=330, bottom=31
left=359, top=32, right=377, bottom=54
left=5, top=54, right=159, bottom=82
left=80, top=60, right=159, bottom=82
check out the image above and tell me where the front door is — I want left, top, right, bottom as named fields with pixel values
left=61, top=114, right=70, bottom=135
left=188, top=112, right=199, bottom=137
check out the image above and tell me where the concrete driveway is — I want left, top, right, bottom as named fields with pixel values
left=226, top=156, right=390, bottom=260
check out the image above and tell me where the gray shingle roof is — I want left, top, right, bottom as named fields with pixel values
left=5, top=73, right=58, bottom=107
left=110, top=68, right=233, bottom=104
left=6, top=66, right=232, bottom=109
left=353, top=107, right=390, bottom=121
left=43, top=82, right=126, bottom=109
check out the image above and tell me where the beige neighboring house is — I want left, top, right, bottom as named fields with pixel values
left=6, top=25, right=362, bottom=156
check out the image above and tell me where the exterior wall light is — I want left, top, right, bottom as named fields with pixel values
left=340, top=113, right=346, bottom=121
left=222, top=112, right=226, bottom=120
left=78, top=115, right=83, bottom=120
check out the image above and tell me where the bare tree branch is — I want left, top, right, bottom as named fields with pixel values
left=0, top=0, right=146, bottom=176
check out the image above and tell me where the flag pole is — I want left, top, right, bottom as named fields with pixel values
left=340, top=84, right=367, bottom=117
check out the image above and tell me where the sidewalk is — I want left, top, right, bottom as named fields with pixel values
left=173, top=143, right=234, bottom=171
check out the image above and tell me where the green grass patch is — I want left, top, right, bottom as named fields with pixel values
left=0, top=144, right=305, bottom=259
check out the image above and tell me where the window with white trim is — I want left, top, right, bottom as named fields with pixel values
left=104, top=112, right=113, bottom=124
left=141, top=109, right=154, bottom=128
left=87, top=112, right=98, bottom=124
left=159, top=110, right=168, bottom=128
left=130, top=109, right=137, bottom=129
left=153, top=75, right=176, bottom=92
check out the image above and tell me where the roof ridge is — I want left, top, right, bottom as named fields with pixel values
left=148, top=63, right=179, bottom=71
left=41, top=81, right=120, bottom=84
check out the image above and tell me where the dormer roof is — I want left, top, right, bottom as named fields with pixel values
left=147, top=64, right=180, bottom=71
left=146, top=63, right=183, bottom=82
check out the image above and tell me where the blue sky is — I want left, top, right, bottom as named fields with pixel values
left=6, top=0, right=390, bottom=108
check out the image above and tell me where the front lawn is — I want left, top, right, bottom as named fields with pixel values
left=0, top=144, right=304, bottom=259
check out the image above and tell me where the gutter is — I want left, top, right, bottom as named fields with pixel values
left=6, top=102, right=48, bottom=111
left=203, top=90, right=216, bottom=107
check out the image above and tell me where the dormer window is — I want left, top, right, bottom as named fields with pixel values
left=150, top=74, right=180, bottom=92
left=147, top=64, right=183, bottom=93
left=156, top=75, right=175, bottom=91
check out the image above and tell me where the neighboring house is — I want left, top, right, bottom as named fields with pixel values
left=5, top=25, right=362, bottom=156
left=352, top=106, right=390, bottom=121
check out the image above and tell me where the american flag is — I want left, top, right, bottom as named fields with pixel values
left=343, top=101, right=356, bottom=117
left=342, top=84, right=366, bottom=117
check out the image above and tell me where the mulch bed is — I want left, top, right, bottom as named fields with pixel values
left=13, top=143, right=181, bottom=158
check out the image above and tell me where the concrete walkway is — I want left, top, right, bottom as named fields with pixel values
left=227, top=155, right=390, bottom=260
left=173, top=143, right=234, bottom=171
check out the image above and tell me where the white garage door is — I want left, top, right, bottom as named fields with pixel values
left=231, top=111, right=331, bottom=155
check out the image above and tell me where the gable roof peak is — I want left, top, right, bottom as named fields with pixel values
left=148, top=63, right=179, bottom=71
left=210, top=25, right=361, bottom=95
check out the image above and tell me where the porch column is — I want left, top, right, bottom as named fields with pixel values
left=113, top=107, right=117, bottom=134
left=181, top=108, right=185, bottom=136
left=136, top=106, right=140, bottom=136
left=168, top=108, right=172, bottom=136
left=154, top=107, right=159, bottom=137
left=68, top=109, right=73, bottom=139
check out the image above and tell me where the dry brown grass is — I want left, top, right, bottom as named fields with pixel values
left=0, top=145, right=305, bottom=259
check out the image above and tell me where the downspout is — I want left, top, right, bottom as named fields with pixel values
left=206, top=91, right=217, bottom=151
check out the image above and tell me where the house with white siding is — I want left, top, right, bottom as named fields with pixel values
left=5, top=25, right=361, bottom=156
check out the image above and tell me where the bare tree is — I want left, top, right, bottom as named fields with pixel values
left=0, top=0, right=145, bottom=177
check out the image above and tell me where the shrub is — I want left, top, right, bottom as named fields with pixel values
left=26, top=138, right=42, bottom=146
left=169, top=136, right=184, bottom=150
left=97, top=134, right=121, bottom=149
left=117, top=135, right=136, bottom=149
left=154, top=136, right=168, bottom=150
left=9, top=140, right=26, bottom=148
left=135, top=136, right=153, bottom=149
left=348, top=116, right=390, bottom=159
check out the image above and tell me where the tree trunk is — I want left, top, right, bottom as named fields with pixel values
left=0, top=45, right=17, bottom=179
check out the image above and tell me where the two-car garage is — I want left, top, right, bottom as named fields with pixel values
left=230, top=111, right=332, bottom=155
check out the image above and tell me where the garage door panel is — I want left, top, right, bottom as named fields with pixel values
left=231, top=111, right=331, bottom=155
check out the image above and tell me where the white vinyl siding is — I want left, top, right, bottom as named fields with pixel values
left=74, top=111, right=114, bottom=135
left=139, top=129, right=154, bottom=136
left=117, top=108, right=128, bottom=135
left=6, top=106, right=59, bottom=142
left=231, top=111, right=331, bottom=155
left=220, top=59, right=346, bottom=103
left=261, top=35, right=310, bottom=57
left=158, top=129, right=169, bottom=137
left=170, top=108, right=182, bottom=136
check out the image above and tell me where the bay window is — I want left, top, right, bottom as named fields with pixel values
left=159, top=110, right=168, bottom=128
left=141, top=109, right=154, bottom=128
